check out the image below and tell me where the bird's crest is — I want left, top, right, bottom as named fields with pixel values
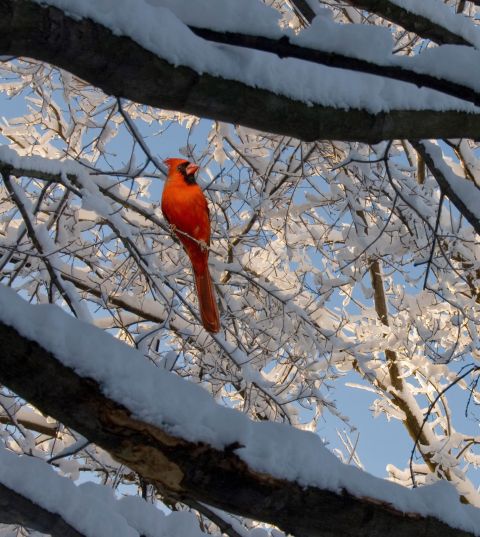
left=164, top=157, right=189, bottom=170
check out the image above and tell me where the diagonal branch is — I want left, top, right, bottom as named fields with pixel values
left=289, top=0, right=316, bottom=24
left=345, top=0, right=473, bottom=46
left=0, top=289, right=476, bottom=537
left=411, top=141, right=480, bottom=236
left=369, top=258, right=438, bottom=475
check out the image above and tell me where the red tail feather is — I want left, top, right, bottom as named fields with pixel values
left=194, top=267, right=220, bottom=333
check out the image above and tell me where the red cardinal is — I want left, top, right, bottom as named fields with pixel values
left=161, top=158, right=220, bottom=333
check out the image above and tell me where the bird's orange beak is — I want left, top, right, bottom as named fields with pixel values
left=186, top=163, right=199, bottom=175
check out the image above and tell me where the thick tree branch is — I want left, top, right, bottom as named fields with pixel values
left=1, top=1, right=480, bottom=142
left=0, top=482, right=85, bottom=537
left=0, top=316, right=475, bottom=537
left=345, top=0, right=472, bottom=46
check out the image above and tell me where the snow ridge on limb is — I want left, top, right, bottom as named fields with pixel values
left=0, top=285, right=479, bottom=536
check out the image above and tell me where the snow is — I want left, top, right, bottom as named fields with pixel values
left=292, top=16, right=480, bottom=96
left=2, top=284, right=480, bottom=534
left=406, top=45, right=480, bottom=92
left=143, top=0, right=283, bottom=39
left=31, top=0, right=479, bottom=114
left=0, top=444, right=208, bottom=537
left=293, top=16, right=393, bottom=64
left=390, top=0, right=480, bottom=48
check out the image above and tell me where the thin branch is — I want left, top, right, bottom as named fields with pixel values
left=0, top=415, right=58, bottom=437
left=185, top=499, right=245, bottom=537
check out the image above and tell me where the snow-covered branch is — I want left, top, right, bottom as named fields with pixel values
left=0, top=285, right=478, bottom=537
left=1, top=0, right=480, bottom=142
left=345, top=0, right=475, bottom=46
left=412, top=141, right=480, bottom=236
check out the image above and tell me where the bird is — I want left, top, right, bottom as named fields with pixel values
left=161, top=157, right=220, bottom=333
